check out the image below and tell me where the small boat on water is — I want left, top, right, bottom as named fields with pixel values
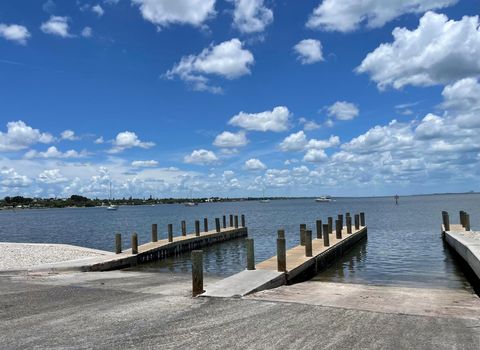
left=184, top=202, right=198, bottom=207
left=106, top=181, right=118, bottom=210
left=106, top=204, right=118, bottom=211
left=259, top=199, right=271, bottom=203
left=315, top=196, right=332, bottom=203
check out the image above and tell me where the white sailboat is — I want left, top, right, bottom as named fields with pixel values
left=259, top=189, right=270, bottom=203
left=184, top=189, right=198, bottom=207
left=106, top=181, right=118, bottom=211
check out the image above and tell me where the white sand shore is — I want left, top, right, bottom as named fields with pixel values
left=0, top=242, right=112, bottom=271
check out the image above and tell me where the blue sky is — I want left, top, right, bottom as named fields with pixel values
left=0, top=0, right=479, bottom=198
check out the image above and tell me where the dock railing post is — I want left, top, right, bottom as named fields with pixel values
left=277, top=230, right=286, bottom=272
left=151, top=224, right=158, bottom=242
left=234, top=215, right=239, bottom=228
left=360, top=212, right=366, bottom=226
left=215, top=218, right=221, bottom=233
left=338, top=214, right=344, bottom=227
left=442, top=211, right=450, bottom=231
left=246, top=238, right=255, bottom=270
left=328, top=217, right=333, bottom=234
left=316, top=220, right=322, bottom=239
left=223, top=215, right=227, bottom=228
left=229, top=215, right=233, bottom=227
left=181, top=220, right=187, bottom=236
left=115, top=233, right=122, bottom=254
left=354, top=214, right=360, bottom=230
left=203, top=218, right=208, bottom=232
left=305, top=230, right=313, bottom=257
left=336, top=220, right=342, bottom=239
left=346, top=212, right=351, bottom=218
left=300, top=224, right=306, bottom=246
left=465, top=213, right=471, bottom=231
left=323, top=224, right=330, bottom=247
left=131, top=233, right=138, bottom=254
left=460, top=211, right=465, bottom=227
left=192, top=250, right=204, bottom=297
left=168, top=224, right=173, bottom=242
left=241, top=214, right=246, bottom=228
left=346, top=216, right=352, bottom=234
left=195, top=220, right=200, bottom=236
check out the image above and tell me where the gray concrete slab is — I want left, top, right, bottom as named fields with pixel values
left=445, top=230, right=480, bottom=280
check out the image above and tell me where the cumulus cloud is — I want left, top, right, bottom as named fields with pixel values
left=92, top=4, right=105, bottom=16
left=81, top=26, right=93, bottom=38
left=229, top=106, right=290, bottom=132
left=244, top=158, right=266, bottom=170
left=0, top=24, right=31, bottom=45
left=303, top=149, right=327, bottom=162
left=441, top=78, right=480, bottom=129
left=132, top=0, right=216, bottom=28
left=306, top=0, right=457, bottom=32
left=37, top=169, right=68, bottom=184
left=0, top=168, right=32, bottom=188
left=184, top=149, right=218, bottom=165
left=131, top=160, right=159, bottom=168
left=60, top=130, right=79, bottom=141
left=165, top=38, right=254, bottom=93
left=231, top=0, right=273, bottom=34
left=279, top=131, right=339, bottom=153
left=213, top=131, right=248, bottom=148
left=357, top=12, right=480, bottom=90
left=109, top=131, right=155, bottom=153
left=24, top=146, right=87, bottom=159
left=328, top=101, right=359, bottom=120
left=294, top=39, right=324, bottom=64
left=40, top=16, right=72, bottom=38
left=0, top=121, right=54, bottom=152
left=299, top=118, right=321, bottom=131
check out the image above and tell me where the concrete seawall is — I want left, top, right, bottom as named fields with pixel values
left=443, top=224, right=480, bottom=281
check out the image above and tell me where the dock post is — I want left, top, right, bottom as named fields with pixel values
left=115, top=233, right=122, bottom=254
left=360, top=212, right=366, bottom=226
left=346, top=212, right=351, bottom=218
left=131, top=233, right=138, bottom=254
left=336, top=220, right=342, bottom=239
left=354, top=214, right=360, bottom=230
left=338, top=214, right=344, bottom=227
left=305, top=230, right=313, bottom=257
left=246, top=239, right=255, bottom=270
left=323, top=224, right=330, bottom=246
left=223, top=215, right=227, bottom=228
left=346, top=216, right=352, bottom=234
left=316, top=220, right=322, bottom=239
left=215, top=218, right=221, bottom=232
left=277, top=231, right=286, bottom=272
left=328, top=217, right=333, bottom=234
left=442, top=211, right=450, bottom=231
left=465, top=214, right=471, bottom=231
left=195, top=220, right=200, bottom=236
left=460, top=211, right=466, bottom=227
left=151, top=224, right=158, bottom=242
left=241, top=214, right=246, bottom=228
left=181, top=220, right=187, bottom=236
left=300, top=224, right=306, bottom=246
left=191, top=250, right=204, bottom=297
left=168, top=224, right=173, bottom=242
left=203, top=218, right=208, bottom=232
left=234, top=215, right=239, bottom=228
left=229, top=215, right=233, bottom=227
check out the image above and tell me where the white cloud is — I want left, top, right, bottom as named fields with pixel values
left=109, top=131, right=155, bottom=153
left=213, top=131, right=248, bottom=148
left=231, top=0, right=273, bottom=34
left=279, top=131, right=308, bottom=152
left=328, top=101, right=359, bottom=120
left=92, top=4, right=105, bottom=16
left=357, top=12, right=480, bottom=90
left=303, top=149, right=327, bottom=162
left=184, top=149, right=218, bottom=165
left=0, top=24, right=31, bottom=45
left=40, top=16, right=72, bottom=38
left=244, top=158, right=266, bottom=170
left=81, top=27, right=93, bottom=38
left=60, top=130, right=79, bottom=141
left=37, top=169, right=68, bottom=184
left=441, top=78, right=480, bottom=129
left=165, top=38, right=254, bottom=93
left=229, top=106, right=290, bottom=132
left=307, top=135, right=340, bottom=149
left=294, top=39, right=324, bottom=64
left=132, top=0, right=216, bottom=28
left=299, top=118, right=321, bottom=131
left=43, top=0, right=56, bottom=14
left=131, top=160, right=159, bottom=168
left=24, top=146, right=87, bottom=159
left=0, top=121, right=54, bottom=152
left=306, top=0, right=457, bottom=32
left=94, top=136, right=104, bottom=144
left=0, top=168, right=32, bottom=188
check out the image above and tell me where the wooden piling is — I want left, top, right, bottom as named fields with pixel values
left=338, top=214, right=344, bottom=227
left=360, top=212, right=366, bottom=226
left=277, top=236, right=286, bottom=272
left=460, top=211, right=466, bottom=227
left=316, top=220, right=322, bottom=239
left=215, top=218, right=221, bottom=232
left=246, top=238, right=255, bottom=270
left=203, top=218, right=208, bottom=232
left=346, top=212, right=351, bottom=218
left=223, top=215, right=227, bottom=228
left=327, top=217, right=333, bottom=234
left=465, top=213, right=471, bottom=231
left=191, top=250, right=204, bottom=297
left=336, top=219, right=342, bottom=239
left=195, top=220, right=200, bottom=236
left=323, top=224, right=330, bottom=247
left=277, top=229, right=285, bottom=239
left=234, top=215, right=239, bottom=228
left=346, top=216, right=352, bottom=234
left=181, top=220, right=187, bottom=236
left=300, top=224, right=306, bottom=246
left=229, top=215, right=233, bottom=227
left=442, top=211, right=450, bottom=231
left=151, top=224, right=158, bottom=242
left=168, top=224, right=173, bottom=242
left=241, top=214, right=246, bottom=228
left=355, top=214, right=360, bottom=230
left=305, top=230, right=313, bottom=257
left=131, top=233, right=138, bottom=254
left=115, top=233, right=122, bottom=254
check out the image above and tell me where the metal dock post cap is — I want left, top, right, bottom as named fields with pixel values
left=115, top=233, right=122, bottom=254
left=322, top=224, right=330, bottom=247
left=151, top=224, right=158, bottom=242
left=246, top=238, right=255, bottom=270
left=316, top=220, right=322, bottom=239
left=168, top=224, right=173, bottom=242
left=131, top=233, right=138, bottom=255
left=191, top=250, right=204, bottom=297
left=305, top=230, right=313, bottom=257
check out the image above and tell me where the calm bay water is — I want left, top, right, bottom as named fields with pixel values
left=0, top=194, right=479, bottom=290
